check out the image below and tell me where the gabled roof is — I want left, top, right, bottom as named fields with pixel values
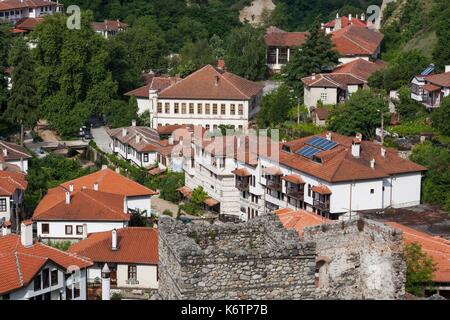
left=0, top=0, right=59, bottom=11
left=387, top=222, right=450, bottom=283
left=107, top=126, right=162, bottom=153
left=323, top=16, right=367, bottom=29
left=302, top=73, right=365, bottom=88
left=332, top=58, right=388, bottom=81
left=0, top=234, right=92, bottom=295
left=14, top=17, right=43, bottom=30
left=158, top=65, right=264, bottom=100
left=0, top=141, right=32, bottom=161
left=264, top=26, right=309, bottom=47
left=33, top=188, right=130, bottom=222
left=124, top=77, right=181, bottom=98
left=425, top=71, right=450, bottom=88
left=331, top=25, right=384, bottom=56
left=68, top=227, right=158, bottom=265
left=91, top=20, right=128, bottom=32
left=58, top=167, right=157, bottom=197
left=275, top=208, right=328, bottom=236
left=0, top=170, right=27, bottom=196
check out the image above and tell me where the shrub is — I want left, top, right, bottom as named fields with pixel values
left=162, top=209, right=173, bottom=217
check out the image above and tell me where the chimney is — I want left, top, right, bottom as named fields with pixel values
left=381, top=147, right=386, bottom=157
left=136, top=135, right=141, bottom=143
left=335, top=15, right=342, bottom=30
left=94, top=182, right=99, bottom=191
left=361, top=13, right=365, bottom=21
left=20, top=221, right=33, bottom=247
left=111, top=229, right=118, bottom=250
left=82, top=224, right=88, bottom=239
left=445, top=65, right=450, bottom=73
left=217, top=59, right=225, bottom=70
left=351, top=135, right=361, bottom=158
left=348, top=13, right=352, bottom=21
left=20, top=157, right=24, bottom=172
left=122, top=128, right=127, bottom=137
left=2, top=149, right=7, bottom=157
left=101, top=263, right=111, bottom=301
left=0, top=163, right=3, bottom=171
left=101, top=164, right=108, bottom=170
left=65, top=191, right=70, bottom=204
left=115, top=167, right=120, bottom=174
left=326, top=132, right=332, bottom=141
left=123, top=196, right=128, bottom=214
left=168, top=135, right=174, bottom=145
left=2, top=224, right=11, bottom=236
left=312, top=73, right=316, bottom=80
left=215, top=76, right=220, bottom=86
left=69, top=183, right=74, bottom=192
left=131, top=119, right=136, bottom=127
left=356, top=14, right=359, bottom=20
left=370, top=158, right=376, bottom=169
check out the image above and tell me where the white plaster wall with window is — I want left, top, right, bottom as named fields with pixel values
left=127, top=196, right=152, bottom=217
left=116, top=264, right=158, bottom=289
left=36, top=221, right=127, bottom=241
left=304, top=87, right=338, bottom=109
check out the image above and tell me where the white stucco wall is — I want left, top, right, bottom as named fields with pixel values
left=304, top=87, right=338, bottom=108
left=36, top=221, right=127, bottom=240
left=116, top=264, right=158, bottom=289
left=127, top=196, right=152, bottom=217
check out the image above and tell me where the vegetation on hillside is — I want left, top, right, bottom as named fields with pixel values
left=404, top=242, right=436, bottom=296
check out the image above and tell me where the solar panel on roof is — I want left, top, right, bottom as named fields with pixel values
left=421, top=64, right=435, bottom=76
left=297, top=146, right=321, bottom=158
left=306, top=137, right=337, bottom=151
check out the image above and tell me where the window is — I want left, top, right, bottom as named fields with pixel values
left=65, top=225, right=73, bottom=235
left=128, top=265, right=137, bottom=280
left=181, top=103, right=187, bottom=114
left=76, top=225, right=83, bottom=235
left=42, top=223, right=49, bottom=234
left=51, top=270, right=58, bottom=286
left=205, top=124, right=210, bottom=130
left=189, top=103, right=194, bottom=114
left=220, top=104, right=226, bottom=115
left=230, top=104, right=236, bottom=115
left=34, top=274, right=41, bottom=291
left=157, top=102, right=162, bottom=113
left=42, top=269, right=50, bottom=289
left=320, top=92, right=328, bottom=101
left=197, top=103, right=203, bottom=114
left=73, top=283, right=80, bottom=299
left=205, top=104, right=210, bottom=114
left=238, top=104, right=244, bottom=115
left=174, top=103, right=179, bottom=114
left=308, top=184, right=311, bottom=197
left=370, top=189, right=374, bottom=194
left=212, top=104, right=218, bottom=115
left=165, top=103, right=170, bottom=113
left=144, top=153, right=149, bottom=162
left=0, top=199, right=6, bottom=212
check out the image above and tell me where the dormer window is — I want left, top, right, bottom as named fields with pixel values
left=282, top=145, right=292, bottom=153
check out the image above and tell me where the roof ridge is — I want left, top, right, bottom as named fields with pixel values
left=342, top=33, right=371, bottom=53
left=159, top=64, right=211, bottom=96
left=0, top=141, right=30, bottom=158
left=14, top=252, right=24, bottom=287
left=38, top=241, right=93, bottom=265
left=220, top=70, right=254, bottom=99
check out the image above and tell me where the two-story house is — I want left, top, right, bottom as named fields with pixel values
left=0, top=221, right=92, bottom=300
left=32, top=167, right=158, bottom=241
left=0, top=170, right=27, bottom=232
left=0, top=0, right=62, bottom=25
left=91, top=20, right=128, bottom=39
left=322, top=13, right=367, bottom=34
left=411, top=65, right=450, bottom=109
left=0, top=140, right=32, bottom=173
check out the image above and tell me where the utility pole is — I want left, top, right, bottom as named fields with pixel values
left=297, top=96, right=300, bottom=124
left=381, top=110, right=384, bottom=146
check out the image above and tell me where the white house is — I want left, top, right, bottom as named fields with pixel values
left=302, top=59, right=388, bottom=110
left=411, top=65, right=450, bottom=109
left=91, top=20, right=128, bottom=39
left=0, top=0, right=62, bottom=24
left=0, top=221, right=92, bottom=300
left=322, top=13, right=367, bottom=34
left=32, top=167, right=158, bottom=241
left=68, top=227, right=159, bottom=292
left=0, top=170, right=27, bottom=232
left=150, top=64, right=264, bottom=131
left=0, top=140, right=32, bottom=173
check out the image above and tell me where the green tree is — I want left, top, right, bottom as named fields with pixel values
left=0, top=24, right=13, bottom=135
left=129, top=208, right=148, bottom=227
left=176, top=39, right=215, bottom=77
left=159, top=171, right=185, bottom=203
left=432, top=0, right=450, bottom=72
left=209, top=34, right=225, bottom=60
left=257, top=84, right=295, bottom=127
left=224, top=24, right=267, bottom=81
left=328, top=89, right=389, bottom=139
left=282, top=22, right=340, bottom=95
left=5, top=39, right=38, bottom=145
left=395, top=86, right=421, bottom=121
left=431, top=96, right=450, bottom=136
left=404, top=242, right=436, bottom=296
left=191, top=186, right=208, bottom=207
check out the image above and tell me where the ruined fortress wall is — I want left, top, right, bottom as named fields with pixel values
left=159, top=214, right=317, bottom=300
left=303, top=219, right=406, bottom=300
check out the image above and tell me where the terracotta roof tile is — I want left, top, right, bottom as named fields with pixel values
left=14, top=17, right=43, bottom=30
left=275, top=208, right=328, bottom=236
left=0, top=234, right=92, bottom=295
left=323, top=16, right=367, bottom=28
left=0, top=170, right=27, bottom=196
left=312, top=185, right=332, bottom=195
left=91, top=20, right=128, bottom=32
left=108, top=126, right=162, bottom=153
left=0, top=0, right=59, bottom=11
left=68, top=228, right=158, bottom=265
left=331, top=25, right=384, bottom=56
left=0, top=140, right=32, bottom=161
left=232, top=168, right=251, bottom=177
left=124, top=77, right=181, bottom=98
left=331, top=58, right=388, bottom=81
left=425, top=72, right=450, bottom=88
left=282, top=174, right=304, bottom=184
left=264, top=26, right=308, bottom=47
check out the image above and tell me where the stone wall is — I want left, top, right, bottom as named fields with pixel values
left=158, top=214, right=317, bottom=300
left=303, top=218, right=406, bottom=300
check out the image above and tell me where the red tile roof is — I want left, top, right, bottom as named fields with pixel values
left=0, top=140, right=32, bottom=161
left=0, top=170, right=27, bottom=196
left=313, top=107, right=329, bottom=121
left=423, top=83, right=442, bottom=92
left=158, top=65, right=264, bottom=100
left=14, top=17, right=43, bottom=30
left=91, top=20, right=128, bottom=32
left=33, top=188, right=130, bottom=222
left=323, top=16, right=367, bottom=29
left=177, top=186, right=192, bottom=198
left=302, top=73, right=365, bottom=88
left=60, top=168, right=157, bottom=196
left=282, top=174, right=304, bottom=184
left=312, top=185, right=332, bottom=195
left=232, top=168, right=251, bottom=177
left=386, top=222, right=450, bottom=283
left=331, top=25, right=384, bottom=56
left=426, top=72, right=450, bottom=88
left=108, top=126, right=162, bottom=153
left=264, top=26, right=309, bottom=47
left=0, top=0, right=59, bottom=11
left=124, top=76, right=181, bottom=98
left=0, top=234, right=92, bottom=295
left=332, top=58, right=388, bottom=81
left=68, top=227, right=158, bottom=265
left=275, top=208, right=328, bottom=236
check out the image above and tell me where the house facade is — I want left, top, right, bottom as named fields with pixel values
left=411, top=66, right=450, bottom=109
left=322, top=13, right=367, bottom=34
left=150, top=64, right=264, bottom=131
left=0, top=221, right=92, bottom=300
left=0, top=170, right=27, bottom=232
left=32, top=167, right=158, bottom=240
left=0, top=0, right=62, bottom=24
left=0, top=140, right=32, bottom=173
left=91, top=20, right=128, bottom=39
left=68, top=227, right=159, bottom=292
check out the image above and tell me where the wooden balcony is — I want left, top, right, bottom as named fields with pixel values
left=286, top=187, right=304, bottom=200
left=236, top=179, right=249, bottom=191
left=313, top=199, right=330, bottom=212
left=266, top=179, right=282, bottom=191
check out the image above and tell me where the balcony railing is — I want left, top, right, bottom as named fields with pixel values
left=286, top=187, right=304, bottom=199
left=236, top=180, right=249, bottom=191
left=266, top=179, right=282, bottom=191
left=313, top=199, right=330, bottom=212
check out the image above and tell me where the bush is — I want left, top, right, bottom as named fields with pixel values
left=46, top=240, right=72, bottom=251
left=162, top=209, right=173, bottom=217
left=111, top=292, right=122, bottom=300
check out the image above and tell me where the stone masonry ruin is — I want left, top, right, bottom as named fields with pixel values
left=158, top=214, right=406, bottom=300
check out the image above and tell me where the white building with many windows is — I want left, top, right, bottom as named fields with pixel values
left=0, top=0, right=62, bottom=24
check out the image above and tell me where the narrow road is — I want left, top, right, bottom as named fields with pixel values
left=92, top=126, right=111, bottom=153
left=152, top=196, right=179, bottom=216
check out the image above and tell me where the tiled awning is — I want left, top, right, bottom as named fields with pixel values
left=262, top=166, right=283, bottom=176
left=204, top=198, right=219, bottom=207
left=282, top=174, right=304, bottom=184
left=423, top=83, right=441, bottom=92
left=312, top=185, right=332, bottom=195
left=148, top=167, right=166, bottom=176
left=176, top=186, right=192, bottom=199
left=231, top=168, right=251, bottom=177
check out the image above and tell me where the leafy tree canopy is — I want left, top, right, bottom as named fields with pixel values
left=404, top=242, right=436, bottom=296
left=257, top=84, right=295, bottom=127
left=431, top=96, right=450, bottom=136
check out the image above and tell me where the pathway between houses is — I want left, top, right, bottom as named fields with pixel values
left=152, top=196, right=180, bottom=216
left=92, top=126, right=112, bottom=153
